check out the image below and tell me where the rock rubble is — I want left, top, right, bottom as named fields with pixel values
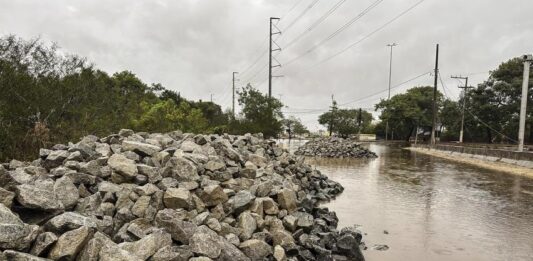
left=294, top=138, right=378, bottom=158
left=0, top=130, right=365, bottom=260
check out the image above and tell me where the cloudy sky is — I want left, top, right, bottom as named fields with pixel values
left=1, top=0, right=532, bottom=131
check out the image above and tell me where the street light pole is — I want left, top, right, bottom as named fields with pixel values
left=386, top=43, right=397, bottom=141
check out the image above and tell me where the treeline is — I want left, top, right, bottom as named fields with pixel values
left=373, top=56, right=533, bottom=144
left=318, top=105, right=374, bottom=138
left=0, top=35, right=307, bottom=161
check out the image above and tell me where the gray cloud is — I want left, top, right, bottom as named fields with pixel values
left=1, top=0, right=532, bottom=130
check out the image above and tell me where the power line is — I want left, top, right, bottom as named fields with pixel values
left=282, top=71, right=432, bottom=114
left=308, top=0, right=427, bottom=69
left=438, top=72, right=453, bottom=99
left=338, top=71, right=431, bottom=107
left=240, top=49, right=268, bottom=77
left=282, top=0, right=349, bottom=50
left=280, top=0, right=307, bottom=20
left=239, top=0, right=307, bottom=77
left=284, top=0, right=384, bottom=66
left=282, top=0, right=322, bottom=34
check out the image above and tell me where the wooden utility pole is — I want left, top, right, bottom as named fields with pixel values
left=430, top=44, right=439, bottom=146
left=269, top=17, right=281, bottom=98
left=358, top=108, right=363, bottom=136
left=386, top=43, right=398, bottom=141
left=451, top=75, right=472, bottom=143
left=232, top=72, right=238, bottom=118
left=329, top=95, right=337, bottom=136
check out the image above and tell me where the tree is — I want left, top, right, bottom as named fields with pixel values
left=292, top=118, right=310, bottom=136
left=0, top=35, right=229, bottom=161
left=439, top=57, right=533, bottom=143
left=230, top=84, right=284, bottom=137
left=439, top=99, right=462, bottom=141
left=318, top=109, right=373, bottom=137
left=467, top=57, right=532, bottom=143
left=133, top=100, right=208, bottom=133
left=375, top=86, right=441, bottom=141
left=283, top=116, right=309, bottom=138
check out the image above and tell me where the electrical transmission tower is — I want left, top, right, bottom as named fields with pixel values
left=451, top=75, right=473, bottom=143
left=269, top=17, right=282, bottom=98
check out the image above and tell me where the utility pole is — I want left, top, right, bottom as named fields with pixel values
left=210, top=93, right=213, bottom=103
left=329, top=95, right=337, bottom=136
left=451, top=75, right=472, bottom=143
left=518, top=54, right=533, bottom=152
left=385, top=43, right=398, bottom=141
left=358, top=108, right=362, bottom=137
left=430, top=44, right=439, bottom=147
left=232, top=72, right=238, bottom=118
left=269, top=17, right=281, bottom=98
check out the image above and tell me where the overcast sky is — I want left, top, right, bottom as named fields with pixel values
left=1, top=0, right=532, bottom=131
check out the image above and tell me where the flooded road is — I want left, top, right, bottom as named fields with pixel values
left=284, top=141, right=533, bottom=261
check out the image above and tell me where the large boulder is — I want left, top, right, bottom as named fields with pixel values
left=199, top=185, right=228, bottom=207
left=217, top=239, right=250, bottom=261
left=122, top=140, right=162, bottom=157
left=15, top=183, right=64, bottom=211
left=99, top=245, right=143, bottom=261
left=45, top=212, right=98, bottom=233
left=44, top=150, right=70, bottom=169
left=277, top=189, right=298, bottom=213
left=0, top=203, right=39, bottom=251
left=119, top=230, right=172, bottom=260
left=336, top=227, right=365, bottom=260
left=165, top=157, right=200, bottom=181
left=239, top=239, right=272, bottom=260
left=107, top=154, right=138, bottom=180
left=205, top=160, right=225, bottom=172
left=0, top=187, right=15, bottom=207
left=189, top=225, right=249, bottom=261
left=155, top=209, right=197, bottom=244
left=3, top=250, right=51, bottom=261
left=180, top=140, right=201, bottom=153
left=30, top=232, right=57, bottom=257
left=237, top=211, right=257, bottom=241
left=260, top=197, right=279, bottom=215
left=163, top=188, right=192, bottom=210
left=233, top=190, right=255, bottom=214
left=77, top=231, right=114, bottom=261
left=189, top=226, right=222, bottom=259
left=48, top=226, right=94, bottom=260
left=53, top=176, right=80, bottom=209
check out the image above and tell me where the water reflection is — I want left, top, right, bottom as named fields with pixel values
left=284, top=142, right=533, bottom=261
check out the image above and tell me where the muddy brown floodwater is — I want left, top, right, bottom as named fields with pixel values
left=283, top=141, right=533, bottom=261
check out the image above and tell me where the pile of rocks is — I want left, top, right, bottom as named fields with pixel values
left=0, top=130, right=365, bottom=260
left=294, top=137, right=377, bottom=158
